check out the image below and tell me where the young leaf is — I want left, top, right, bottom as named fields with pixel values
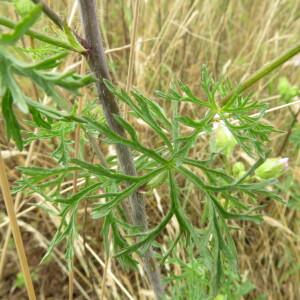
left=0, top=51, right=29, bottom=113
left=29, top=105, right=51, bottom=129
left=115, top=208, right=174, bottom=257
left=55, top=182, right=103, bottom=205
left=1, top=89, right=23, bottom=150
left=168, top=171, right=195, bottom=239
left=92, top=167, right=165, bottom=218
left=0, top=4, right=42, bottom=45
left=63, top=22, right=86, bottom=53
left=25, top=51, right=69, bottom=70
left=72, top=158, right=142, bottom=182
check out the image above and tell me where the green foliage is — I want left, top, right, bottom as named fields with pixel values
left=2, top=89, right=23, bottom=149
left=63, top=22, right=86, bottom=53
left=0, top=6, right=292, bottom=297
left=0, top=46, right=94, bottom=149
left=6, top=62, right=281, bottom=296
left=166, top=248, right=255, bottom=300
left=0, top=4, right=41, bottom=45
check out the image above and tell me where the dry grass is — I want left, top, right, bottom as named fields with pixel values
left=0, top=0, right=300, bottom=299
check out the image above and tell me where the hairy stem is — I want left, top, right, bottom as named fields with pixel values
left=78, top=1, right=164, bottom=298
left=221, top=42, right=300, bottom=105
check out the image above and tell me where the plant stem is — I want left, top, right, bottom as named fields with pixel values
left=221, top=42, right=300, bottom=106
left=0, top=138, right=36, bottom=280
left=0, top=17, right=82, bottom=52
left=69, top=97, right=84, bottom=300
left=277, top=107, right=300, bottom=156
left=31, top=0, right=64, bottom=29
left=78, top=1, right=164, bottom=299
left=30, top=0, right=87, bottom=47
left=0, top=151, right=37, bottom=300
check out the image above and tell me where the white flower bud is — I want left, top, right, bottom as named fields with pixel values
left=255, top=157, right=289, bottom=179
left=211, top=119, right=237, bottom=156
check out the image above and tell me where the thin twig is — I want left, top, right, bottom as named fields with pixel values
left=124, top=0, right=141, bottom=118
left=221, top=42, right=300, bottom=106
left=30, top=0, right=87, bottom=47
left=0, top=139, right=36, bottom=279
left=0, top=151, right=37, bottom=300
left=69, top=96, right=84, bottom=300
left=126, top=0, right=141, bottom=93
left=100, top=228, right=112, bottom=300
left=31, top=0, right=64, bottom=29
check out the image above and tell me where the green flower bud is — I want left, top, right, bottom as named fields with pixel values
left=211, top=120, right=237, bottom=156
left=255, top=157, right=288, bottom=180
left=232, top=162, right=245, bottom=177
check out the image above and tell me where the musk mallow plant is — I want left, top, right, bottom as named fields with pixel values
left=0, top=1, right=299, bottom=299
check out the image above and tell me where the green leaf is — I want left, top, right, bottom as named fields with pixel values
left=92, top=167, right=165, bottom=218
left=72, top=158, right=142, bottom=182
left=1, top=89, right=23, bottom=150
left=176, top=116, right=206, bottom=129
left=41, top=203, right=79, bottom=266
left=26, top=98, right=83, bottom=122
left=109, top=217, right=139, bottom=270
left=53, top=133, right=73, bottom=164
left=183, top=158, right=234, bottom=183
left=0, top=16, right=81, bottom=51
left=115, top=208, right=174, bottom=257
left=83, top=116, right=168, bottom=165
left=0, top=4, right=42, bottom=45
left=169, top=171, right=195, bottom=239
left=63, top=22, right=86, bottom=53
left=200, top=65, right=218, bottom=110
left=133, top=88, right=171, bottom=130
left=132, top=90, right=173, bottom=149
left=178, top=165, right=235, bottom=192
left=114, top=115, right=138, bottom=141
left=177, top=80, right=211, bottom=108
left=18, top=166, right=79, bottom=178
left=29, top=105, right=51, bottom=129
left=46, top=71, right=95, bottom=90
left=25, top=51, right=69, bottom=70
left=55, top=182, right=103, bottom=205
left=208, top=193, right=262, bottom=224
left=0, top=52, right=29, bottom=113
left=104, top=81, right=172, bottom=150
left=92, top=181, right=143, bottom=218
